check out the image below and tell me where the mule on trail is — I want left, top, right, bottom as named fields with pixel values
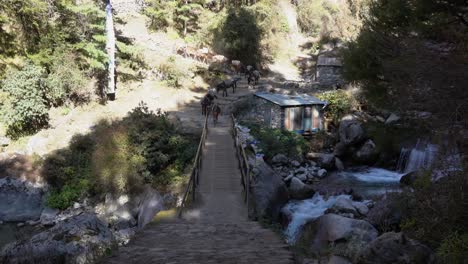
left=201, top=92, right=216, bottom=116
left=212, top=103, right=221, bottom=126
left=248, top=70, right=260, bottom=85
left=216, top=81, right=228, bottom=97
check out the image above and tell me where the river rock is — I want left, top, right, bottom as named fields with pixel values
left=306, top=153, right=335, bottom=169
left=251, top=158, right=289, bottom=221
left=385, top=113, right=400, bottom=124
left=288, top=177, right=315, bottom=200
left=328, top=197, right=357, bottom=215
left=316, top=169, right=328, bottom=179
left=339, top=115, right=365, bottom=146
left=0, top=177, right=44, bottom=222
left=0, top=213, right=115, bottom=264
left=40, top=207, right=59, bottom=226
left=296, top=173, right=308, bottom=182
left=353, top=140, right=379, bottom=164
left=272, top=154, right=289, bottom=166
left=333, top=142, right=347, bottom=157
left=298, top=214, right=378, bottom=260
left=358, top=232, right=435, bottom=264
left=95, top=194, right=139, bottom=231
left=295, top=167, right=307, bottom=175
left=335, top=157, right=345, bottom=171
left=291, top=160, right=301, bottom=167
left=366, top=194, right=401, bottom=232
left=352, top=202, right=369, bottom=216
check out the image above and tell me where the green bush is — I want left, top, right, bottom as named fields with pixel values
left=43, top=103, right=197, bottom=209
left=243, top=122, right=309, bottom=161
left=0, top=63, right=49, bottom=138
left=45, top=50, right=89, bottom=105
left=46, top=180, right=89, bottom=210
left=158, top=56, right=188, bottom=88
left=437, top=232, right=468, bottom=264
left=317, top=90, right=352, bottom=124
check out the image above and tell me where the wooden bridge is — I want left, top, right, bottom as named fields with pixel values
left=102, top=112, right=294, bottom=263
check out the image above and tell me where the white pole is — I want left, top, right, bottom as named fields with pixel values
left=105, top=0, right=116, bottom=100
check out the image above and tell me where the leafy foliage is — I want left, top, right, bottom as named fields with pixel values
left=212, top=7, right=263, bottom=65
left=242, top=122, right=310, bottom=161
left=43, top=103, right=197, bottom=209
left=317, top=90, right=352, bottom=124
left=0, top=63, right=49, bottom=138
left=396, top=170, right=468, bottom=263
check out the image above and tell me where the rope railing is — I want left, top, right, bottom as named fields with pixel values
left=178, top=112, right=209, bottom=218
left=231, top=114, right=251, bottom=219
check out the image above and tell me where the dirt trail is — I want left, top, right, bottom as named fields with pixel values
left=268, top=0, right=312, bottom=81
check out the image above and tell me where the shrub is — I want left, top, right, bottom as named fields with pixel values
left=157, top=56, right=188, bottom=88
left=243, top=122, right=309, bottom=161
left=437, top=232, right=468, bottom=264
left=45, top=51, right=89, bottom=105
left=43, top=103, right=197, bottom=208
left=318, top=90, right=352, bottom=124
left=0, top=63, right=49, bottom=138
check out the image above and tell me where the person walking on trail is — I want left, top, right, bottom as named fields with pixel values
left=212, top=103, right=221, bottom=125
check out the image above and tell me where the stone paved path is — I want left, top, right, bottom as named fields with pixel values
left=102, top=116, right=294, bottom=264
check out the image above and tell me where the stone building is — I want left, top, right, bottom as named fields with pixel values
left=316, top=52, right=343, bottom=86
left=253, top=92, right=327, bottom=135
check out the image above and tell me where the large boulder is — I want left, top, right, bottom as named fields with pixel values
left=298, top=214, right=378, bottom=261
left=306, top=153, right=335, bottom=169
left=353, top=140, right=379, bottom=164
left=399, top=171, right=417, bottom=186
left=95, top=194, right=138, bottom=231
left=333, top=142, right=347, bottom=157
left=288, top=177, right=315, bottom=200
left=251, top=158, right=289, bottom=221
left=358, top=232, right=435, bottom=264
left=366, top=194, right=401, bottom=232
left=0, top=177, right=44, bottom=222
left=327, top=197, right=358, bottom=215
left=0, top=213, right=115, bottom=264
left=339, top=115, right=365, bottom=146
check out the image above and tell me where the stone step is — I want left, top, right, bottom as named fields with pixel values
left=102, top=222, right=293, bottom=264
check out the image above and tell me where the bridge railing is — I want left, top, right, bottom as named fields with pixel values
left=178, top=112, right=209, bottom=218
left=231, top=114, right=251, bottom=218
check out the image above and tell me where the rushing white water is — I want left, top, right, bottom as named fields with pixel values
left=338, top=168, right=404, bottom=183
left=283, top=193, right=351, bottom=243
left=397, top=141, right=438, bottom=173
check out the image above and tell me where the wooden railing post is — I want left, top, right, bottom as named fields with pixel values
left=231, top=114, right=252, bottom=220
left=178, top=113, right=210, bottom=218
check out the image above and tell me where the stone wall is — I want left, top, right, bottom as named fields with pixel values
left=316, top=66, right=343, bottom=86
left=252, top=97, right=284, bottom=129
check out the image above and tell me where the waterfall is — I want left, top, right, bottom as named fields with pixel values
left=397, top=140, right=438, bottom=173
left=105, top=0, right=116, bottom=99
